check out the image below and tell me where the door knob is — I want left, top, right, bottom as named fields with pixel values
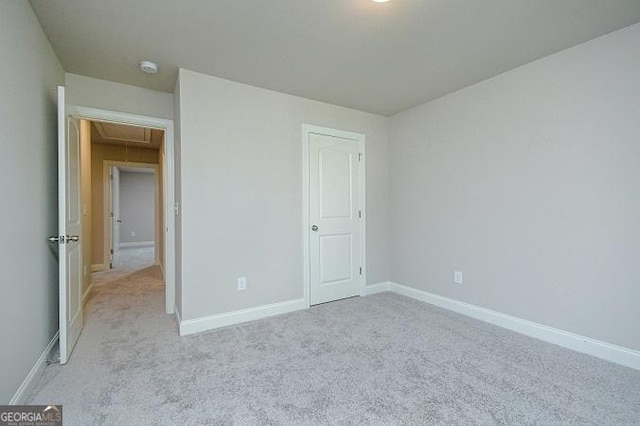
left=48, top=236, right=61, bottom=243
left=311, top=225, right=318, bottom=232
left=66, top=235, right=80, bottom=243
left=116, top=219, right=122, bottom=223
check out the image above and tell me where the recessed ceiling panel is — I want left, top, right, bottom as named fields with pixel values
left=95, top=122, right=151, bottom=144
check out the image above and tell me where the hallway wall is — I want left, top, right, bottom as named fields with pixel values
left=90, top=144, right=159, bottom=268
left=119, top=171, right=156, bottom=245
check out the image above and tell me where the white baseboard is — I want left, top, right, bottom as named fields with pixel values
left=10, top=331, right=59, bottom=405
left=388, top=281, right=640, bottom=371
left=91, top=263, right=107, bottom=272
left=364, top=281, right=391, bottom=295
left=82, top=282, right=94, bottom=305
left=119, top=241, right=154, bottom=248
left=179, top=298, right=306, bottom=336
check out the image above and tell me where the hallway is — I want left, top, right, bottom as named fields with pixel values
left=91, top=246, right=155, bottom=286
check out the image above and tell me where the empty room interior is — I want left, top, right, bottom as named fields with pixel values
left=2, top=0, right=640, bottom=424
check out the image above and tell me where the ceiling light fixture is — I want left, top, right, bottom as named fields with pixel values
left=372, top=0, right=390, bottom=2
left=139, top=61, right=158, bottom=75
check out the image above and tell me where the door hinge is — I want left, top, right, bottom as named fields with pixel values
left=110, top=249, right=113, bottom=254
left=358, top=210, right=362, bottom=218
left=358, top=153, right=362, bottom=162
left=359, top=267, right=362, bottom=275
left=110, top=211, right=114, bottom=217
left=109, top=174, right=113, bottom=181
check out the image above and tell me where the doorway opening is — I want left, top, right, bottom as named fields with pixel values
left=109, top=165, right=157, bottom=270
left=96, top=161, right=160, bottom=285
left=57, top=93, right=176, bottom=363
left=71, top=106, right=176, bottom=316
left=80, top=120, right=164, bottom=288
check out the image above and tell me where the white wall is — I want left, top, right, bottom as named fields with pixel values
left=119, top=171, right=155, bottom=244
left=0, top=0, right=64, bottom=403
left=176, top=69, right=389, bottom=321
left=65, top=73, right=173, bottom=120
left=389, top=23, right=640, bottom=351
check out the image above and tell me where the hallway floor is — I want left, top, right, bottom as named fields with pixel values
left=91, top=246, right=155, bottom=286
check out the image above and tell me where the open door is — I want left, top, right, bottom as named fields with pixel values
left=56, top=86, right=83, bottom=364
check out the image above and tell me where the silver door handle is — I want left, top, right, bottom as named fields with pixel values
left=66, top=235, right=80, bottom=243
left=48, top=236, right=61, bottom=243
left=311, top=225, right=318, bottom=232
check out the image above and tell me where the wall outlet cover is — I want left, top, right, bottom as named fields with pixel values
left=237, top=277, right=247, bottom=291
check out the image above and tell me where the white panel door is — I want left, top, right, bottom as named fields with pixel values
left=309, top=132, right=361, bottom=305
left=56, top=86, right=83, bottom=364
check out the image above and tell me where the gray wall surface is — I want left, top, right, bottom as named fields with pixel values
left=177, top=69, right=389, bottom=321
left=119, top=171, right=156, bottom=244
left=65, top=73, right=173, bottom=120
left=0, top=0, right=64, bottom=403
left=389, top=23, right=640, bottom=351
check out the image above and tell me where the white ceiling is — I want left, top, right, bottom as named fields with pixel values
left=29, top=0, right=640, bottom=116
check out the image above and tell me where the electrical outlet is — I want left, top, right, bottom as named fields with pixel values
left=131, top=230, right=136, bottom=237
left=454, top=271, right=463, bottom=285
left=237, top=277, right=247, bottom=291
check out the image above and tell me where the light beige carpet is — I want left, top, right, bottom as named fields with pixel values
left=91, top=246, right=155, bottom=286
left=27, top=266, right=640, bottom=424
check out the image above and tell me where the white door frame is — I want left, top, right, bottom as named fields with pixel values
left=110, top=165, right=120, bottom=264
left=302, top=124, right=366, bottom=308
left=103, top=161, right=161, bottom=268
left=68, top=105, right=176, bottom=315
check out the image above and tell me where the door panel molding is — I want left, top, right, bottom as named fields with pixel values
left=57, top=87, right=83, bottom=364
left=302, top=124, right=366, bottom=308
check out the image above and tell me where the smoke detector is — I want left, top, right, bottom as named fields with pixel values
left=139, top=61, right=158, bottom=75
